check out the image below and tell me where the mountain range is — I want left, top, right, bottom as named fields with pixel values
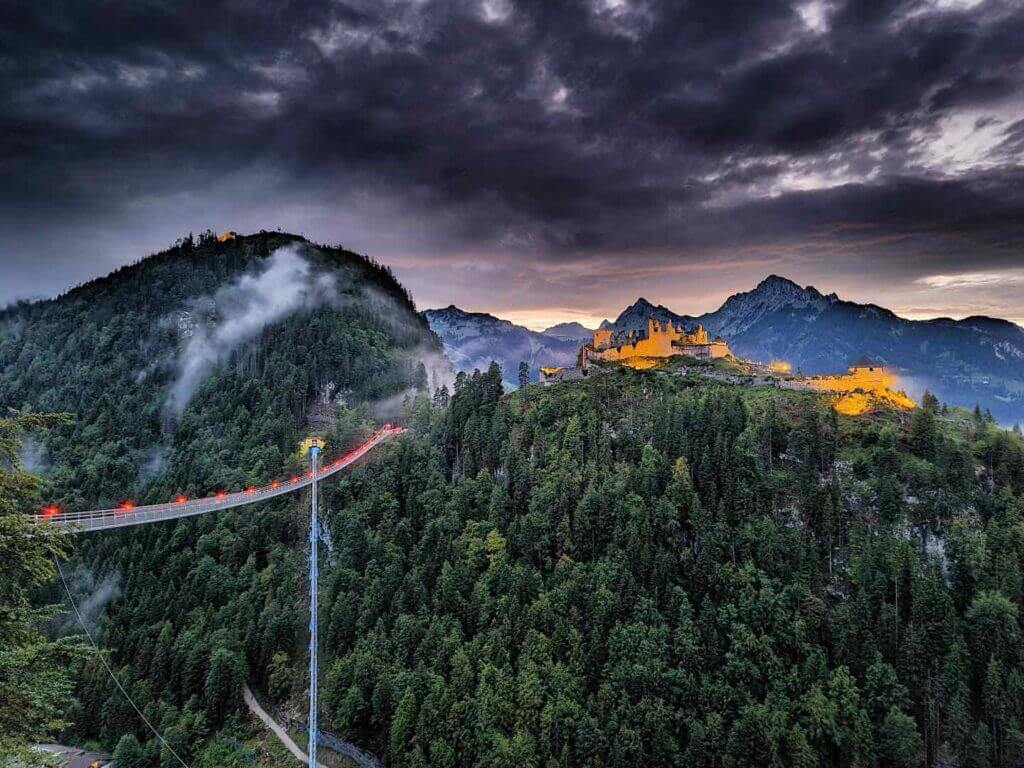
left=422, top=306, right=581, bottom=387
left=6, top=233, right=1024, bottom=766
left=541, top=321, right=594, bottom=342
left=426, top=275, right=1024, bottom=425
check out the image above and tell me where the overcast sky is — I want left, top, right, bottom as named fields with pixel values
left=2, top=0, right=1022, bottom=329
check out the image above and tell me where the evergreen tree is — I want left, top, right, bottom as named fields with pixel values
left=0, top=412, right=84, bottom=759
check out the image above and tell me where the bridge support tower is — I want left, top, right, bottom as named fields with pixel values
left=308, top=443, right=321, bottom=768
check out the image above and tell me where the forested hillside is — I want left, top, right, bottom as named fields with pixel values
left=320, top=367, right=1024, bottom=768
left=0, top=231, right=441, bottom=765
left=5, top=234, right=1024, bottom=767
left=0, top=230, right=437, bottom=508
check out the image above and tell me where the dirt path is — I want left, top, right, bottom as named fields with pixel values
left=243, top=684, right=328, bottom=768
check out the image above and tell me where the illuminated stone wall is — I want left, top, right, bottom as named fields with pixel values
left=792, top=365, right=893, bottom=394
left=593, top=328, right=613, bottom=349
left=588, top=320, right=728, bottom=363
left=782, top=364, right=916, bottom=413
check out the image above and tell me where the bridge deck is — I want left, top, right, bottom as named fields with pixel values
left=31, top=427, right=403, bottom=533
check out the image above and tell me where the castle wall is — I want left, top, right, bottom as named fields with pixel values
left=681, top=339, right=729, bottom=358
left=587, top=320, right=729, bottom=364
left=595, top=330, right=676, bottom=361
left=592, top=328, right=613, bottom=349
left=709, top=340, right=729, bottom=358
left=782, top=366, right=896, bottom=394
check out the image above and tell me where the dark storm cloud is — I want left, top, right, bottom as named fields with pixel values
left=1, top=0, right=1023, bottom=316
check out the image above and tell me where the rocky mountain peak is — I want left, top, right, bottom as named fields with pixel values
left=710, top=274, right=832, bottom=331
left=750, top=274, right=824, bottom=303
left=609, top=296, right=692, bottom=332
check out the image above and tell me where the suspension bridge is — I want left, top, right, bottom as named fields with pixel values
left=32, top=423, right=404, bottom=768
left=32, top=425, right=403, bottom=532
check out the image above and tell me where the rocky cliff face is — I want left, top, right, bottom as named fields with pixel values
left=600, top=297, right=694, bottom=333
left=703, top=275, right=838, bottom=338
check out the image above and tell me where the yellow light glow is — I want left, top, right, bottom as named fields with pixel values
left=298, top=436, right=325, bottom=456
left=834, top=393, right=872, bottom=415
left=831, top=386, right=915, bottom=416
left=622, top=357, right=659, bottom=370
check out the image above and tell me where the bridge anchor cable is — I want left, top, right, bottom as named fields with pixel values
left=54, top=556, right=191, bottom=768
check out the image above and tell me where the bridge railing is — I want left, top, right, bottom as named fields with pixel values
left=30, top=426, right=404, bottom=533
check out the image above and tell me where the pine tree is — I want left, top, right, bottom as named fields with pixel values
left=0, top=412, right=85, bottom=759
left=112, top=733, right=146, bottom=768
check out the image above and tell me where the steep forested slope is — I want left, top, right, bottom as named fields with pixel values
left=318, top=368, right=1024, bottom=768
left=0, top=231, right=441, bottom=765
left=0, top=231, right=437, bottom=507
left=6, top=235, right=1024, bottom=768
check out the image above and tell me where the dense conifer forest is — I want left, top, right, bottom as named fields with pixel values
left=315, top=368, right=1024, bottom=768
left=4, top=237, right=1024, bottom=767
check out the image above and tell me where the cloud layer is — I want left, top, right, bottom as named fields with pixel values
left=169, top=245, right=337, bottom=412
left=1, top=0, right=1022, bottom=321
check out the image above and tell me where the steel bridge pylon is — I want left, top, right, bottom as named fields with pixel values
left=308, top=443, right=321, bottom=768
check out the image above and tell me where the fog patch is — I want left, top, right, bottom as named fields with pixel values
left=892, top=371, right=933, bottom=403
left=167, top=244, right=338, bottom=413
left=17, top=434, right=51, bottom=475
left=56, top=565, right=122, bottom=636
left=414, top=344, right=456, bottom=393
left=362, top=285, right=455, bottom=392
left=369, top=391, right=413, bottom=421
left=137, top=444, right=168, bottom=481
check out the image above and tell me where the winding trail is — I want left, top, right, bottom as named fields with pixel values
left=244, top=684, right=327, bottom=767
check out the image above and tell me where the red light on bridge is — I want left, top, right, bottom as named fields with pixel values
left=290, top=475, right=299, bottom=483
left=215, top=491, right=226, bottom=499
left=307, top=470, right=314, bottom=477
left=118, top=500, right=134, bottom=512
left=174, top=494, right=188, bottom=504
left=41, top=504, right=60, bottom=517
left=245, top=485, right=256, bottom=494
left=270, top=480, right=280, bottom=489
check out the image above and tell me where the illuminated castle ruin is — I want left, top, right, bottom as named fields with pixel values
left=782, top=358, right=915, bottom=414
left=787, top=359, right=890, bottom=392
left=584, top=319, right=731, bottom=366
left=538, top=320, right=911, bottom=419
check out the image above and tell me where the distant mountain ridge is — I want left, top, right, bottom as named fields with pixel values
left=429, top=276, right=1024, bottom=424
left=602, top=275, right=1024, bottom=425
left=542, top=321, right=594, bottom=342
left=423, top=305, right=580, bottom=386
